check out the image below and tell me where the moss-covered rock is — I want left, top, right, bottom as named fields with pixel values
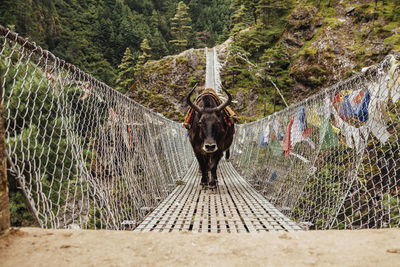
left=291, top=65, right=326, bottom=88
left=128, top=48, right=206, bottom=122
left=384, top=34, right=400, bottom=51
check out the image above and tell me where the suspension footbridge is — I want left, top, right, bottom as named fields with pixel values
left=135, top=47, right=301, bottom=232
left=0, top=25, right=399, bottom=232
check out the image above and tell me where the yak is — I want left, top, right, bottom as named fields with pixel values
left=186, top=87, right=235, bottom=188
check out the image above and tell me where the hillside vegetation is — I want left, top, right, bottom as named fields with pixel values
left=0, top=0, right=231, bottom=87
left=129, top=0, right=400, bottom=122
left=1, top=0, right=399, bottom=122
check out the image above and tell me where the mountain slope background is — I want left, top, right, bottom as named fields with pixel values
left=1, top=0, right=399, bottom=122
left=0, top=0, right=231, bottom=87
left=129, top=0, right=400, bottom=122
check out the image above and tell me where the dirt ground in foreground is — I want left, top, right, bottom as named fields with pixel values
left=0, top=228, right=400, bottom=266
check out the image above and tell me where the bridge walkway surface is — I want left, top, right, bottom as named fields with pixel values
left=135, top=161, right=301, bottom=233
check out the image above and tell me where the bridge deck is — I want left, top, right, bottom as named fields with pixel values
left=135, top=161, right=302, bottom=233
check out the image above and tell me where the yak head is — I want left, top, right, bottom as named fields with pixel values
left=187, top=87, right=232, bottom=154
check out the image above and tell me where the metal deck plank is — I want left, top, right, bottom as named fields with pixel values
left=200, top=190, right=209, bottom=233
left=181, top=179, right=202, bottom=231
left=135, top=161, right=301, bottom=233
left=225, top=163, right=302, bottom=231
left=222, top=162, right=284, bottom=231
left=220, top=163, right=258, bottom=233
left=223, top=162, right=300, bottom=231
left=135, top=162, right=197, bottom=232
left=210, top=192, right=218, bottom=233
left=170, top=172, right=200, bottom=232
left=217, top=168, right=244, bottom=233
left=222, top=162, right=276, bottom=232
left=224, top=169, right=256, bottom=232
left=223, top=163, right=287, bottom=231
left=215, top=186, right=227, bottom=233
left=192, top=188, right=205, bottom=232
left=160, top=165, right=199, bottom=232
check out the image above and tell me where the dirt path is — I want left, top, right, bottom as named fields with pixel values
left=1, top=228, right=400, bottom=266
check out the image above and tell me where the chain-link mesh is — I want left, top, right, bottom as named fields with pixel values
left=0, top=26, right=194, bottom=230
left=231, top=54, right=400, bottom=229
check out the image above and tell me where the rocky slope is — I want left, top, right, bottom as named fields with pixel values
left=288, top=1, right=398, bottom=102
left=128, top=0, right=400, bottom=122
left=128, top=48, right=206, bottom=121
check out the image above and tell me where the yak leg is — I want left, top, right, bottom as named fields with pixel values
left=195, top=154, right=209, bottom=185
left=225, top=149, right=230, bottom=160
left=209, top=152, right=223, bottom=188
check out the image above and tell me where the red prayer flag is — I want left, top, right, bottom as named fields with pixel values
left=283, top=117, right=294, bottom=159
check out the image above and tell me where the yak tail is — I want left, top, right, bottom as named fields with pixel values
left=225, top=149, right=230, bottom=160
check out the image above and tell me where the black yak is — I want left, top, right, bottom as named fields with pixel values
left=186, top=87, right=235, bottom=188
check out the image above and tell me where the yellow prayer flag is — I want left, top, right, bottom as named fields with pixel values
left=306, top=105, right=321, bottom=128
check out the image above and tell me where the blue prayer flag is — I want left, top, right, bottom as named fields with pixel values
left=267, top=171, right=278, bottom=183
left=356, top=89, right=370, bottom=122
left=259, top=130, right=266, bottom=148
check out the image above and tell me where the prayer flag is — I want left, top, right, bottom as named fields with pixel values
left=336, top=89, right=370, bottom=122
left=267, top=171, right=278, bottom=183
left=283, top=108, right=316, bottom=158
left=259, top=130, right=266, bottom=148
left=320, top=117, right=338, bottom=150
left=283, top=117, right=294, bottom=158
left=298, top=106, right=307, bottom=132
left=298, top=106, right=313, bottom=137
left=269, top=135, right=283, bottom=157
left=306, top=104, right=321, bottom=128
left=273, top=119, right=284, bottom=141
left=259, top=123, right=270, bottom=148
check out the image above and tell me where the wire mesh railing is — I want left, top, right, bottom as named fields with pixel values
left=231, top=54, right=400, bottom=229
left=0, top=25, right=194, bottom=230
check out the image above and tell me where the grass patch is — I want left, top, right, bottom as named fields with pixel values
left=384, top=34, right=400, bottom=51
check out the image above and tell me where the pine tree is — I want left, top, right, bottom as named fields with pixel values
left=256, top=0, right=290, bottom=28
left=230, top=0, right=242, bottom=10
left=149, top=10, right=169, bottom=58
left=231, top=4, right=247, bottom=35
left=134, top=38, right=152, bottom=78
left=256, top=0, right=272, bottom=27
left=138, top=38, right=151, bottom=64
left=170, top=1, right=192, bottom=53
left=116, top=47, right=136, bottom=93
left=243, top=0, right=258, bottom=24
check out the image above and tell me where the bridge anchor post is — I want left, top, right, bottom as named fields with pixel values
left=0, top=65, right=10, bottom=232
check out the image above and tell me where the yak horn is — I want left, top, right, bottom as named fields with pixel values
left=211, top=86, right=232, bottom=112
left=187, top=84, right=202, bottom=113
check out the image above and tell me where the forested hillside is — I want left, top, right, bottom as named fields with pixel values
left=2, top=0, right=399, bottom=122
left=129, top=0, right=400, bottom=121
left=0, top=0, right=231, bottom=87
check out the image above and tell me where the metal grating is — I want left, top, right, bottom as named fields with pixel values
left=135, top=161, right=302, bottom=233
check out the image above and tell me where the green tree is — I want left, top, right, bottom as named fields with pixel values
left=134, top=39, right=152, bottom=77
left=256, top=0, right=291, bottom=28
left=244, top=0, right=258, bottom=24
left=170, top=1, right=192, bottom=53
left=139, top=38, right=151, bottom=62
left=116, top=47, right=136, bottom=93
left=231, top=4, right=247, bottom=35
left=188, top=0, right=232, bottom=47
left=149, top=10, right=169, bottom=58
